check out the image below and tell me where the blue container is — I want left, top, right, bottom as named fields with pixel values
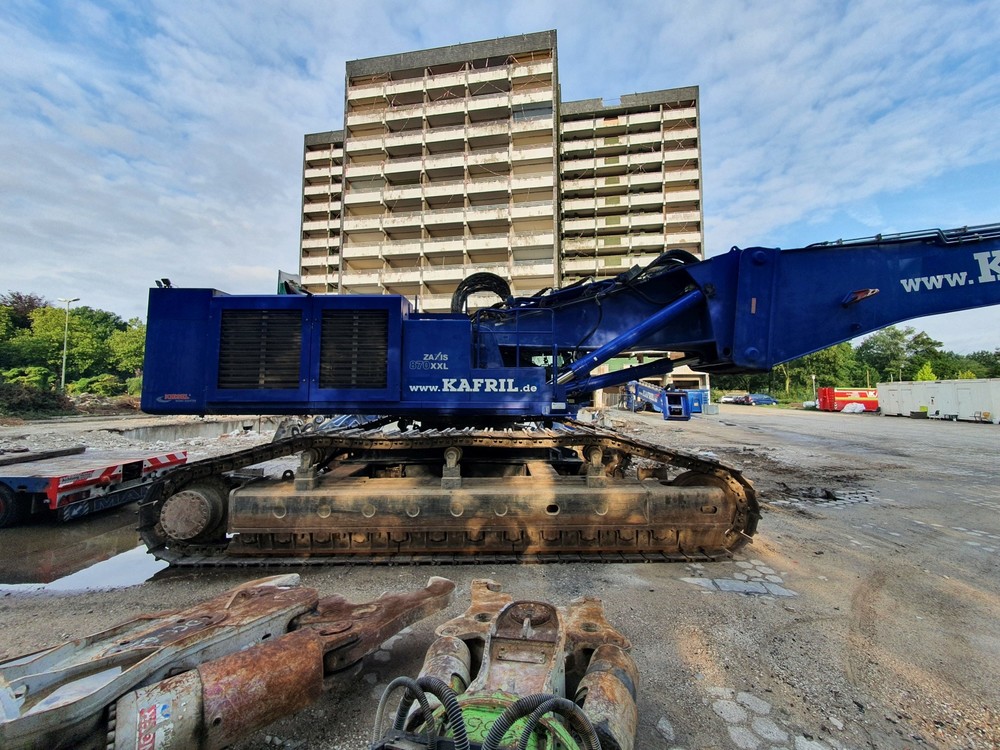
left=662, top=391, right=691, bottom=421
left=683, top=389, right=708, bottom=413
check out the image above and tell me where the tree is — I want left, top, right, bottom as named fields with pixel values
left=906, top=331, right=943, bottom=362
left=914, top=362, right=937, bottom=381
left=968, top=349, right=1000, bottom=378
left=0, top=292, right=48, bottom=330
left=856, top=326, right=945, bottom=382
left=108, top=319, right=146, bottom=375
left=856, top=327, right=908, bottom=381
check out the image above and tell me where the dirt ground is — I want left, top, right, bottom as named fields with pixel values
left=0, top=407, right=997, bottom=750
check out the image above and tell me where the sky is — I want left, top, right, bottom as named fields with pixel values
left=1, top=0, right=998, bottom=353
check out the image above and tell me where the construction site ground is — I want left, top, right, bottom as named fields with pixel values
left=0, top=406, right=997, bottom=750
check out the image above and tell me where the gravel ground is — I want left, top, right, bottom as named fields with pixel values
left=0, top=408, right=997, bottom=750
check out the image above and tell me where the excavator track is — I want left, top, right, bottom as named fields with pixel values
left=137, top=421, right=758, bottom=566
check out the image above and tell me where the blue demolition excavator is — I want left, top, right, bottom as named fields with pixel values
left=137, top=224, right=1000, bottom=564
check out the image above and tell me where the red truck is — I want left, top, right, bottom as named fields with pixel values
left=817, top=387, right=879, bottom=412
left=0, top=447, right=187, bottom=527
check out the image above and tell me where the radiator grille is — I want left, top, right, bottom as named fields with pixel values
left=320, top=309, right=388, bottom=389
left=218, top=310, right=302, bottom=389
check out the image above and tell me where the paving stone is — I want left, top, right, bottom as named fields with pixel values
left=736, top=561, right=754, bottom=568
left=764, top=582, right=798, bottom=597
left=373, top=650, right=392, bottom=662
left=728, top=725, right=762, bottom=749
left=751, top=716, right=788, bottom=741
left=757, top=566, right=776, bottom=575
left=750, top=559, right=765, bottom=566
left=737, top=691, right=772, bottom=715
left=733, top=572, right=749, bottom=581
left=681, top=577, right=717, bottom=590
left=656, top=716, right=676, bottom=741
left=713, top=699, right=749, bottom=723
left=716, top=579, right=769, bottom=594
left=765, top=575, right=783, bottom=583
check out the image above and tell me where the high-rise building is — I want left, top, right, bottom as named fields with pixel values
left=298, top=30, right=702, bottom=317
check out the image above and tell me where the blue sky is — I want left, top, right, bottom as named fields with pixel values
left=1, top=0, right=999, bottom=352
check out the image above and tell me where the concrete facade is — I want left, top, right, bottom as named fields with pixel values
left=560, top=89, right=703, bottom=284
left=298, top=31, right=702, bottom=312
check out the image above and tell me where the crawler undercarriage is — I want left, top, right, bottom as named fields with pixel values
left=138, top=420, right=759, bottom=565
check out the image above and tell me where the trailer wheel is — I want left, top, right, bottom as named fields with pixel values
left=0, top=483, right=25, bottom=529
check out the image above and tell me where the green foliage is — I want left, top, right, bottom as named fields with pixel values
left=2, top=366, right=55, bottom=390
left=108, top=319, right=146, bottom=374
left=0, top=382, right=73, bottom=417
left=0, top=297, right=139, bottom=391
left=968, top=349, right=1000, bottom=377
left=126, top=376, right=144, bottom=396
left=0, top=307, right=13, bottom=340
left=956, top=370, right=978, bottom=380
left=856, top=326, right=911, bottom=381
left=68, top=374, right=127, bottom=397
left=713, top=326, right=994, bottom=399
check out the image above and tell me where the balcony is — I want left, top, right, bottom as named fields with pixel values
left=302, top=200, right=342, bottom=216
left=302, top=219, right=341, bottom=234
left=348, top=64, right=514, bottom=102
left=562, top=192, right=667, bottom=216
left=304, top=147, right=343, bottom=163
left=340, top=269, right=382, bottom=286
left=300, top=270, right=339, bottom=287
left=304, top=165, right=344, bottom=182
left=304, top=183, right=343, bottom=198
left=300, top=254, right=338, bottom=269
left=559, top=130, right=664, bottom=157
left=301, top=236, right=341, bottom=250
left=560, top=106, right=697, bottom=136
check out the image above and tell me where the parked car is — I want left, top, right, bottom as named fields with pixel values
left=719, top=394, right=742, bottom=403
left=747, top=393, right=778, bottom=405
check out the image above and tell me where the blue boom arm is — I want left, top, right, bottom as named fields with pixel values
left=141, top=225, right=1000, bottom=420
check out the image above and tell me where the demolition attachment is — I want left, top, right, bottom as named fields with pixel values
left=0, top=575, right=454, bottom=750
left=370, top=579, right=638, bottom=750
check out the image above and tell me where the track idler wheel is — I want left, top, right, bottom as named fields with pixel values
left=158, top=480, right=229, bottom=544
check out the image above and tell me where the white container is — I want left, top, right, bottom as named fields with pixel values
left=877, top=379, right=1000, bottom=423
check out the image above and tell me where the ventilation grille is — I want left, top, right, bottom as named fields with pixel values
left=217, top=310, right=302, bottom=390
left=320, top=309, right=388, bottom=389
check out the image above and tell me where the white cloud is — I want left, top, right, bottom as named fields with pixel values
left=0, top=0, right=997, bottom=351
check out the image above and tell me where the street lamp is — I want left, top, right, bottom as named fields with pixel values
left=58, top=297, right=79, bottom=392
left=811, top=373, right=817, bottom=403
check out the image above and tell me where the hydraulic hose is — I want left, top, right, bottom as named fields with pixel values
left=517, top=697, right=602, bottom=750
left=390, top=675, right=470, bottom=750
left=419, top=676, right=470, bottom=750
left=372, top=676, right=435, bottom=744
left=482, top=693, right=595, bottom=750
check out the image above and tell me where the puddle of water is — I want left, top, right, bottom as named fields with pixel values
left=0, top=504, right=145, bottom=584
left=0, top=545, right=168, bottom=593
